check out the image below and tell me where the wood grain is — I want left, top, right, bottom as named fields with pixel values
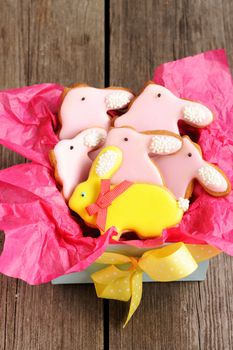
left=0, top=3, right=29, bottom=349
left=1, top=0, right=233, bottom=349
left=0, top=1, right=105, bottom=349
left=109, top=1, right=233, bottom=349
left=109, top=0, right=233, bottom=92
left=29, top=0, right=105, bottom=87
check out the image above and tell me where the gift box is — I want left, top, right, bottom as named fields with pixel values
left=52, top=243, right=211, bottom=284
left=0, top=49, right=232, bottom=325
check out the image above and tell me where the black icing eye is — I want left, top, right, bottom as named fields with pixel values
left=188, top=153, right=192, bottom=157
left=70, top=146, right=74, bottom=150
left=157, top=93, right=161, bottom=97
left=81, top=97, right=85, bottom=101
left=81, top=192, right=86, bottom=197
left=124, top=137, right=128, bottom=141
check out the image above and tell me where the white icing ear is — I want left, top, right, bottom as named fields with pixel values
left=182, top=103, right=213, bottom=127
left=149, top=135, right=182, bottom=155
left=178, top=198, right=190, bottom=212
left=196, top=164, right=229, bottom=194
left=105, top=91, right=133, bottom=110
left=94, top=148, right=122, bottom=179
left=83, top=129, right=106, bottom=148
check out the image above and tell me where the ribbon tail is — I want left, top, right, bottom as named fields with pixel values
left=123, top=270, right=143, bottom=328
left=96, top=208, right=107, bottom=231
left=86, top=203, right=98, bottom=216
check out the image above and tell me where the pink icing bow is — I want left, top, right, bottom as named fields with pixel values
left=86, top=179, right=133, bottom=231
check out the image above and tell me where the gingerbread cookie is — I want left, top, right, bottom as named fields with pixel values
left=90, top=127, right=182, bottom=186
left=50, top=128, right=107, bottom=200
left=155, top=136, right=231, bottom=199
left=69, top=146, right=186, bottom=240
left=59, top=83, right=134, bottom=139
left=115, top=81, right=214, bottom=134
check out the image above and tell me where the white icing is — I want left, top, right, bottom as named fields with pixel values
left=178, top=198, right=190, bottom=212
left=197, top=165, right=227, bottom=191
left=105, top=92, right=131, bottom=110
left=183, top=105, right=212, bottom=126
left=95, top=150, right=118, bottom=177
left=149, top=135, right=181, bottom=154
left=83, top=129, right=106, bottom=148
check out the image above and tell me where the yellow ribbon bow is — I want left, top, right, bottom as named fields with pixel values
left=91, top=242, right=221, bottom=327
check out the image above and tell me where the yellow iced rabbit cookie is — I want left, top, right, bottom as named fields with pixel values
left=69, top=146, right=186, bottom=240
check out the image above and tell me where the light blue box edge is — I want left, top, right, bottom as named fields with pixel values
left=52, top=244, right=209, bottom=285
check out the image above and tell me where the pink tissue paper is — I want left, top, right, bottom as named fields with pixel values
left=0, top=49, right=232, bottom=284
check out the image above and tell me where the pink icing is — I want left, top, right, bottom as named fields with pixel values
left=155, top=136, right=228, bottom=198
left=115, top=83, right=213, bottom=133
left=54, top=128, right=106, bottom=199
left=90, top=127, right=182, bottom=186
left=59, top=86, right=134, bottom=139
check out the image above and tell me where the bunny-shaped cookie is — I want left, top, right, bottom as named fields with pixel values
left=69, top=146, right=186, bottom=240
left=115, top=81, right=213, bottom=134
left=59, top=83, right=134, bottom=139
left=90, top=127, right=182, bottom=186
left=50, top=128, right=107, bottom=200
left=155, top=136, right=231, bottom=199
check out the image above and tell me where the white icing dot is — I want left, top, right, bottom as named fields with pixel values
left=170, top=267, right=174, bottom=272
left=179, top=270, right=184, bottom=275
left=178, top=197, right=190, bottom=212
left=196, top=255, right=200, bottom=259
left=149, top=135, right=181, bottom=154
left=110, top=289, right=114, bottom=293
left=105, top=91, right=132, bottom=109
left=183, top=104, right=212, bottom=125
left=198, top=166, right=227, bottom=191
left=83, top=129, right=106, bottom=147
left=126, top=288, right=130, bottom=292
left=95, top=150, right=118, bottom=177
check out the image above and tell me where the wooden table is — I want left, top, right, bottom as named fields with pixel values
left=0, top=1, right=233, bottom=349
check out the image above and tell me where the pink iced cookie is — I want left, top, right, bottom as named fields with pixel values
left=90, top=127, right=182, bottom=186
left=115, top=81, right=214, bottom=134
left=155, top=136, right=231, bottom=199
left=50, top=128, right=107, bottom=200
left=59, top=83, right=134, bottom=139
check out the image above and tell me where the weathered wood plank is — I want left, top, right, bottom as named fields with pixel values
left=0, top=0, right=29, bottom=90
left=0, top=2, right=29, bottom=350
left=0, top=1, right=105, bottom=349
left=198, top=254, right=233, bottom=349
left=109, top=0, right=233, bottom=349
left=109, top=0, right=233, bottom=92
left=12, top=283, right=103, bottom=350
left=28, top=0, right=105, bottom=87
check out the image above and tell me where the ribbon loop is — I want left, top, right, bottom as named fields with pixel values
left=139, top=242, right=198, bottom=281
